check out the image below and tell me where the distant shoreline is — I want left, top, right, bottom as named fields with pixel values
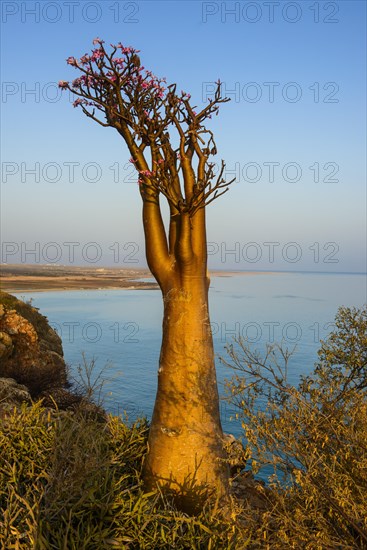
left=2, top=265, right=359, bottom=294
left=0, top=264, right=278, bottom=293
left=0, top=264, right=157, bottom=293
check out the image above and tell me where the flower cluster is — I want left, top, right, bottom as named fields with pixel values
left=111, top=43, right=135, bottom=55
left=71, top=75, right=97, bottom=88
left=72, top=98, right=94, bottom=108
left=113, top=57, right=125, bottom=68
left=124, top=70, right=166, bottom=102
left=67, top=56, right=78, bottom=66
left=135, top=159, right=166, bottom=186
left=91, top=49, right=104, bottom=62
left=80, top=54, right=90, bottom=65
left=60, top=39, right=167, bottom=107
left=139, top=170, right=155, bottom=177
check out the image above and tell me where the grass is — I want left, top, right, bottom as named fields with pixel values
left=0, top=402, right=249, bottom=549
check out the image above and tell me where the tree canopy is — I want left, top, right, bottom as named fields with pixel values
left=59, top=39, right=235, bottom=217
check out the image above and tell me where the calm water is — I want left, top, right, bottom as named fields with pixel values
left=16, top=272, right=366, bottom=439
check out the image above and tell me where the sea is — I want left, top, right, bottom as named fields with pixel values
left=14, top=271, right=366, bottom=441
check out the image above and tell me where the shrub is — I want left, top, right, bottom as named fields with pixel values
left=223, top=305, right=367, bottom=548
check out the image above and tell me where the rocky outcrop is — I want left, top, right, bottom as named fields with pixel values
left=0, top=292, right=67, bottom=401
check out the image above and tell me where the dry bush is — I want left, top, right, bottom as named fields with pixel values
left=223, top=305, right=367, bottom=548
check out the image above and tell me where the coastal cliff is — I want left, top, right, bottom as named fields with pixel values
left=0, top=291, right=70, bottom=413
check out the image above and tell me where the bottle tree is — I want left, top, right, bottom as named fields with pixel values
left=60, top=39, right=235, bottom=512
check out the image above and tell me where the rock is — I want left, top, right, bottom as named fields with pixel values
left=224, top=433, right=236, bottom=445
left=223, top=432, right=248, bottom=476
left=224, top=434, right=270, bottom=512
left=0, top=331, right=13, bottom=359
left=230, top=471, right=270, bottom=511
left=0, top=292, right=67, bottom=399
left=0, top=377, right=32, bottom=417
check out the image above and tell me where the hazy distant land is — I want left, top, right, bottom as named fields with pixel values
left=0, top=264, right=158, bottom=292
left=0, top=264, right=276, bottom=293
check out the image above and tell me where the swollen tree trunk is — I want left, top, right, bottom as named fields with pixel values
left=143, top=271, right=229, bottom=511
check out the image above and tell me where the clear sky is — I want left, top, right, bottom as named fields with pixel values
left=1, top=0, right=366, bottom=272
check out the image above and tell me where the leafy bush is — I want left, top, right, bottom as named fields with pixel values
left=223, top=305, right=367, bottom=548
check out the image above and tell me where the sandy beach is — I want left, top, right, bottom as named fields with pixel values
left=0, top=264, right=158, bottom=292
left=0, top=264, right=276, bottom=293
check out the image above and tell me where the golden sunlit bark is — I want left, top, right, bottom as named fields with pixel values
left=143, top=271, right=229, bottom=511
left=142, top=198, right=170, bottom=288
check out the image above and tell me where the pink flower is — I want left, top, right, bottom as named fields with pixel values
left=80, top=54, right=90, bottom=65
left=91, top=49, right=104, bottom=62
left=72, top=77, right=83, bottom=87
left=113, top=57, right=124, bottom=67
left=86, top=75, right=96, bottom=86
left=93, top=37, right=104, bottom=45
left=58, top=80, right=68, bottom=89
left=129, top=157, right=137, bottom=164
left=73, top=98, right=90, bottom=108
left=139, top=170, right=154, bottom=177
left=157, top=158, right=164, bottom=164
left=67, top=56, right=77, bottom=66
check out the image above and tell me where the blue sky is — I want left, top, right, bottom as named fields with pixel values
left=1, top=0, right=366, bottom=272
